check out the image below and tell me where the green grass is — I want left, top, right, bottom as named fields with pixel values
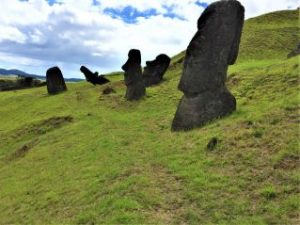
left=0, top=9, right=299, bottom=224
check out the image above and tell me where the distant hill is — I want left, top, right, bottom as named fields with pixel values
left=0, top=68, right=84, bottom=82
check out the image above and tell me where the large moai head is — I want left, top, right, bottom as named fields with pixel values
left=172, top=0, right=244, bottom=131
left=122, top=49, right=145, bottom=100
left=178, top=0, right=245, bottom=96
left=143, top=54, right=171, bottom=87
left=80, top=66, right=110, bottom=85
left=46, top=66, right=67, bottom=95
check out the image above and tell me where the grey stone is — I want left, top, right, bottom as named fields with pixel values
left=122, top=49, right=146, bottom=101
left=172, top=0, right=244, bottom=131
left=46, top=67, right=67, bottom=95
left=143, top=54, right=171, bottom=86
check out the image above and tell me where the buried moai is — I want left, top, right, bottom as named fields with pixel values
left=172, top=0, right=245, bottom=131
left=122, top=49, right=146, bottom=101
left=143, top=54, right=171, bottom=87
left=46, top=66, right=67, bottom=94
left=80, top=66, right=110, bottom=85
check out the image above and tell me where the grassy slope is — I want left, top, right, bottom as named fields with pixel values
left=0, top=10, right=299, bottom=225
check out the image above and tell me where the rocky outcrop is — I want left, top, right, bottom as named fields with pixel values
left=172, top=0, right=245, bottom=131
left=122, top=49, right=146, bottom=101
left=143, top=54, right=171, bottom=86
left=80, top=66, right=110, bottom=85
left=46, top=67, right=67, bottom=94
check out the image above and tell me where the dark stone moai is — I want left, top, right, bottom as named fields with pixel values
left=143, top=54, right=171, bottom=86
left=80, top=66, right=110, bottom=85
left=122, top=49, right=146, bottom=101
left=46, top=66, right=67, bottom=94
left=172, top=0, right=245, bottom=131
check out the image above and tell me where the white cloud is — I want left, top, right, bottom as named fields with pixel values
left=0, top=0, right=298, bottom=78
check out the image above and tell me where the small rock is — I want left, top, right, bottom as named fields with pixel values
left=207, top=137, right=218, bottom=151
left=287, top=43, right=300, bottom=59
left=102, top=87, right=116, bottom=95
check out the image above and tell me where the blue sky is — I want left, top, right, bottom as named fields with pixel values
left=0, top=0, right=298, bottom=78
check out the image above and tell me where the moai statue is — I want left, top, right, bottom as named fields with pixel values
left=143, top=54, right=171, bottom=86
left=172, top=0, right=245, bottom=131
left=80, top=66, right=110, bottom=85
left=46, top=66, right=67, bottom=94
left=122, top=49, right=146, bottom=100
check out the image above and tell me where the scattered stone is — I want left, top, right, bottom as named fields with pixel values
left=122, top=49, right=146, bottom=101
left=80, top=66, right=110, bottom=85
left=102, top=86, right=116, bottom=95
left=46, top=66, right=67, bottom=94
left=172, top=0, right=244, bottom=131
left=207, top=137, right=218, bottom=151
left=287, top=43, right=300, bottom=58
left=143, top=54, right=171, bottom=86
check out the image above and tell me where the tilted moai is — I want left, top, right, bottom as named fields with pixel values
left=80, top=66, right=110, bottom=85
left=143, top=54, right=171, bottom=87
left=172, top=0, right=245, bottom=131
left=46, top=66, right=67, bottom=94
left=122, top=49, right=146, bottom=101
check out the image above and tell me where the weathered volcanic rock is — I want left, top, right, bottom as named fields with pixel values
left=143, top=54, right=171, bottom=86
left=122, top=49, right=146, bottom=100
left=80, top=66, right=110, bottom=85
left=287, top=43, right=300, bottom=58
left=102, top=86, right=116, bottom=95
left=46, top=67, right=67, bottom=94
left=172, top=0, right=244, bottom=131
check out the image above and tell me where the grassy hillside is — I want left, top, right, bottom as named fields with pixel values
left=171, top=10, right=299, bottom=69
left=0, top=9, right=299, bottom=224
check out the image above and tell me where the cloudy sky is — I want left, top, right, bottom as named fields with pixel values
left=0, top=0, right=298, bottom=78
